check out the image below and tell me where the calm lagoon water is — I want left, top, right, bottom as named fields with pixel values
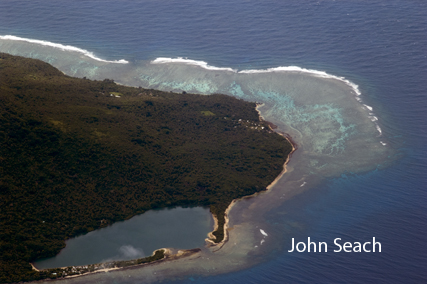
left=1, top=0, right=426, bottom=283
left=33, top=207, right=213, bottom=269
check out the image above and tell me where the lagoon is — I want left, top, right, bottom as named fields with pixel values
left=33, top=207, right=212, bottom=269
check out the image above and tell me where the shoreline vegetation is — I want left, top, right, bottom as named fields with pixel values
left=29, top=248, right=205, bottom=281
left=29, top=249, right=168, bottom=280
left=205, top=133, right=297, bottom=250
left=0, top=53, right=293, bottom=283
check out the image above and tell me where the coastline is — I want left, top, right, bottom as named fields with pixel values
left=27, top=103, right=296, bottom=282
left=205, top=130, right=296, bottom=249
left=205, top=102, right=296, bottom=248
left=30, top=248, right=177, bottom=280
left=3, top=56, right=296, bottom=281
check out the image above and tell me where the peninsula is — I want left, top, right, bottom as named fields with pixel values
left=0, top=53, right=293, bottom=283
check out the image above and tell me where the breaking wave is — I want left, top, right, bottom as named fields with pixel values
left=152, top=58, right=361, bottom=95
left=0, top=35, right=385, bottom=144
left=0, top=35, right=129, bottom=64
left=151, top=57, right=383, bottom=137
left=151, top=57, right=235, bottom=72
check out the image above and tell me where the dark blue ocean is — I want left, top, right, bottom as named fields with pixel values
left=1, top=0, right=426, bottom=283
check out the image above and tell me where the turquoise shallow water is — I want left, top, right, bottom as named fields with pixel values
left=1, top=0, right=426, bottom=283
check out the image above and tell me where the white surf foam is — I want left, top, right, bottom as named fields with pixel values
left=238, top=65, right=387, bottom=137
left=260, top=229, right=268, bottom=237
left=0, top=35, right=129, bottom=64
left=361, top=104, right=382, bottom=135
left=369, top=115, right=378, bottom=122
left=151, top=57, right=236, bottom=72
left=151, top=58, right=363, bottom=96
left=239, top=66, right=362, bottom=97
left=2, top=38, right=383, bottom=138
left=151, top=57, right=384, bottom=137
left=152, top=58, right=364, bottom=96
left=363, top=104, right=373, bottom=111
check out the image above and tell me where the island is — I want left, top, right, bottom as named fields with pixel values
left=0, top=53, right=294, bottom=283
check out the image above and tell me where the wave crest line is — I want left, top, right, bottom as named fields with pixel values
left=0, top=35, right=128, bottom=64
left=151, top=57, right=236, bottom=72
left=151, top=57, right=383, bottom=137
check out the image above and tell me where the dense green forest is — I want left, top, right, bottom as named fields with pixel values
left=0, top=53, right=293, bottom=283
